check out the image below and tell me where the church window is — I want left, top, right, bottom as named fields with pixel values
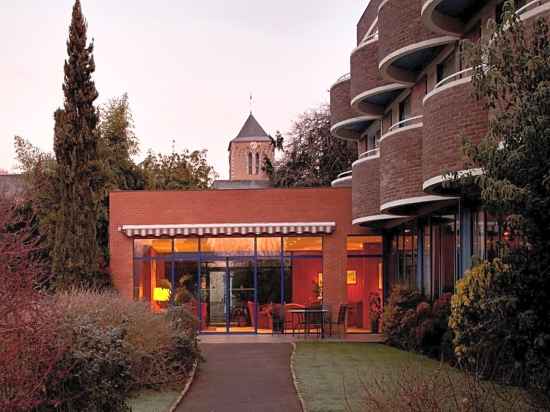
left=255, top=153, right=260, bottom=174
left=248, top=152, right=253, bottom=175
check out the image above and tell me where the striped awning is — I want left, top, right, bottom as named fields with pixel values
left=120, top=222, right=336, bottom=238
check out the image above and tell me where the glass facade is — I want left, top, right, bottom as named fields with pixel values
left=132, top=236, right=323, bottom=334
left=385, top=204, right=508, bottom=300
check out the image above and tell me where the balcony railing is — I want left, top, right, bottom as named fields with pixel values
left=338, top=170, right=352, bottom=179
left=359, top=148, right=380, bottom=159
left=517, top=0, right=550, bottom=17
left=335, top=73, right=351, bottom=83
left=388, top=115, right=424, bottom=133
left=360, top=30, right=379, bottom=45
left=434, top=67, right=474, bottom=90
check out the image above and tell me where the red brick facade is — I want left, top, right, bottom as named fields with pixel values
left=352, top=157, right=381, bottom=221
left=350, top=41, right=390, bottom=114
left=378, top=0, right=439, bottom=65
left=330, top=78, right=357, bottom=126
left=109, top=188, right=369, bottom=312
left=356, top=0, right=384, bottom=44
left=379, top=126, right=424, bottom=209
left=423, top=80, right=488, bottom=185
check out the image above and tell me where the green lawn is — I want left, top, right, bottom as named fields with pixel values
left=293, top=342, right=529, bottom=412
left=128, top=389, right=181, bottom=412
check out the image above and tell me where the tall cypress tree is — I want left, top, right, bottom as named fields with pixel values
left=52, top=0, right=105, bottom=288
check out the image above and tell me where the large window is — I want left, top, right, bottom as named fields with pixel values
left=132, top=236, right=323, bottom=334
left=388, top=225, right=418, bottom=291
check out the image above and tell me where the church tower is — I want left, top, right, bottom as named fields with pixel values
left=228, top=113, right=274, bottom=182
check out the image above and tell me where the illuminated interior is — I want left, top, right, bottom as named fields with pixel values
left=133, top=236, right=323, bottom=334
left=346, top=236, right=384, bottom=334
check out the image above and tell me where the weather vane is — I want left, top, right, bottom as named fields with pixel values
left=249, top=92, right=253, bottom=114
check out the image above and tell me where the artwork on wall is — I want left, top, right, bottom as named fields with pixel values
left=346, top=270, right=357, bottom=285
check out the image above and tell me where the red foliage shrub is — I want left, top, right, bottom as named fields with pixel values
left=0, top=199, right=67, bottom=411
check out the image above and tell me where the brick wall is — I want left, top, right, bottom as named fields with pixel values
left=378, top=0, right=439, bottom=64
left=230, top=141, right=274, bottom=181
left=352, top=157, right=381, bottom=220
left=330, top=78, right=357, bottom=126
left=380, top=126, right=424, bottom=208
left=109, top=188, right=370, bottom=312
left=423, top=80, right=488, bottom=185
left=350, top=41, right=390, bottom=105
left=357, top=0, right=384, bottom=44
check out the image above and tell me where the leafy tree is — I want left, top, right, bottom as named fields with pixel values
left=97, top=94, right=145, bottom=260
left=140, top=149, right=217, bottom=190
left=52, top=0, right=107, bottom=288
left=453, top=1, right=550, bottom=395
left=266, top=104, right=357, bottom=187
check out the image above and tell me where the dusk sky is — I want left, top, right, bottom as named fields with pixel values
left=0, top=1, right=365, bottom=178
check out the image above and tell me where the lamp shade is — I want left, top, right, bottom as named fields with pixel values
left=153, top=287, right=171, bottom=302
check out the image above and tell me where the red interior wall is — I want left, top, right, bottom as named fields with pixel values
left=291, top=257, right=322, bottom=306
left=346, top=256, right=382, bottom=328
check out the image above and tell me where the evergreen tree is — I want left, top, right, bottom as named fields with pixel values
left=52, top=0, right=106, bottom=288
left=454, top=1, right=550, bottom=395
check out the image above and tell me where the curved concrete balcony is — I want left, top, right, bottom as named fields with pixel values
left=330, top=75, right=378, bottom=140
left=350, top=37, right=407, bottom=116
left=351, top=149, right=404, bottom=226
left=517, top=0, right=550, bottom=22
left=421, top=0, right=488, bottom=36
left=422, top=68, right=488, bottom=194
left=379, top=116, right=453, bottom=214
left=331, top=170, right=353, bottom=188
left=378, top=0, right=458, bottom=85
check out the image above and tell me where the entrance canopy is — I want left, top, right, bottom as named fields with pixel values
left=120, top=222, right=336, bottom=238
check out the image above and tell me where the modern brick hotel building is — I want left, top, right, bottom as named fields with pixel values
left=109, top=0, right=550, bottom=334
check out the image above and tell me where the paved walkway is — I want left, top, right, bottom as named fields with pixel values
left=198, top=333, right=385, bottom=344
left=177, top=343, right=302, bottom=412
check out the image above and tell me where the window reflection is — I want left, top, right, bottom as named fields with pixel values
left=283, top=237, right=322, bottom=252
left=134, top=239, right=172, bottom=258
left=201, top=237, right=254, bottom=256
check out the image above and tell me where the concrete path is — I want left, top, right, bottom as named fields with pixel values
left=177, top=343, right=302, bottom=412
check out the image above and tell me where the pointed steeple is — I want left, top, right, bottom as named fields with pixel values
left=232, top=113, right=270, bottom=142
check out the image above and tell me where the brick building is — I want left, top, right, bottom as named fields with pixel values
left=330, top=0, right=550, bottom=297
left=110, top=113, right=382, bottom=334
left=109, top=0, right=550, bottom=335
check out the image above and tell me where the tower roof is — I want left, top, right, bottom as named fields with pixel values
left=230, top=113, right=271, bottom=145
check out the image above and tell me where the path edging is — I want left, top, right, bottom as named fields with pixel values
left=167, top=359, right=199, bottom=412
left=290, top=342, right=307, bottom=412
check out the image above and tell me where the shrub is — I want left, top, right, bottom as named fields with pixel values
left=357, top=364, right=540, bottom=411
left=450, top=260, right=522, bottom=380
left=37, top=320, right=132, bottom=412
left=383, top=286, right=454, bottom=360
left=382, top=285, right=424, bottom=350
left=0, top=199, right=67, bottom=412
left=55, top=290, right=200, bottom=390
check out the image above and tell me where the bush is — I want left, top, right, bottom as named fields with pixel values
left=450, top=260, right=522, bottom=381
left=37, top=320, right=132, bottom=412
left=383, top=286, right=454, bottom=360
left=382, top=285, right=424, bottom=350
left=55, top=290, right=200, bottom=390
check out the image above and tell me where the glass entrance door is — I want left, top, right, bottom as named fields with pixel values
left=200, top=260, right=227, bottom=333
left=228, top=259, right=255, bottom=333
left=200, top=259, right=256, bottom=333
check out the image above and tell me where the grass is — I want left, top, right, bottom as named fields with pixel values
left=293, top=343, right=437, bottom=412
left=292, top=343, right=531, bottom=412
left=128, top=389, right=181, bottom=412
